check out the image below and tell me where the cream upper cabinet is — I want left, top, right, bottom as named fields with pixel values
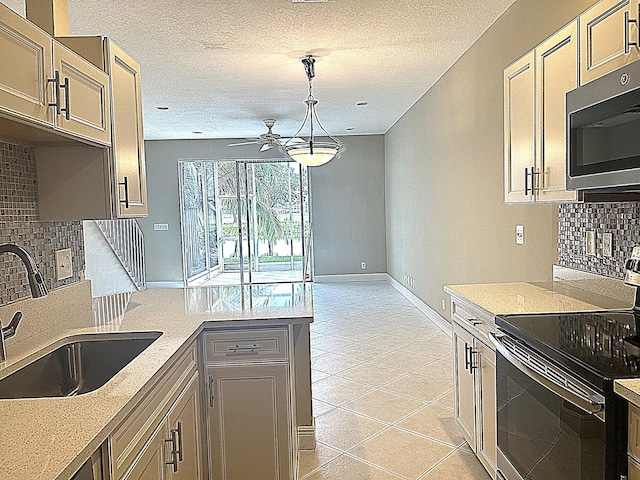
left=504, top=21, right=580, bottom=204
left=51, top=40, right=111, bottom=145
left=56, top=36, right=148, bottom=217
left=504, top=51, right=535, bottom=203
left=106, top=40, right=148, bottom=217
left=0, top=2, right=52, bottom=126
left=581, top=0, right=640, bottom=85
left=535, top=20, right=580, bottom=202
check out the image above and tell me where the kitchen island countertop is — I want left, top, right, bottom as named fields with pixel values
left=0, top=281, right=313, bottom=480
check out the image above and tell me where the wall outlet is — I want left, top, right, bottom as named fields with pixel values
left=403, top=273, right=407, bottom=283
left=586, top=230, right=596, bottom=256
left=361, top=261, right=366, bottom=269
left=515, top=225, right=524, bottom=245
left=603, top=233, right=613, bottom=257
left=153, top=223, right=169, bottom=231
left=441, top=298, right=446, bottom=311
left=55, top=248, right=73, bottom=280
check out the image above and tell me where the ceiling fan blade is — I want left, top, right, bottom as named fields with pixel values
left=260, top=143, right=272, bottom=152
left=227, top=140, right=258, bottom=147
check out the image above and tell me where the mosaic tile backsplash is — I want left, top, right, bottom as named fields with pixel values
left=558, top=202, right=640, bottom=279
left=0, top=141, right=84, bottom=306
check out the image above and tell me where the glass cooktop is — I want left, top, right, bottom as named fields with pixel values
left=496, top=310, right=640, bottom=390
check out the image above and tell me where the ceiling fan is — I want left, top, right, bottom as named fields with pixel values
left=227, top=118, right=284, bottom=152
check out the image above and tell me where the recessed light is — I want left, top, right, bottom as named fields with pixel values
left=356, top=102, right=369, bottom=107
left=156, top=106, right=170, bottom=110
left=193, top=131, right=203, bottom=134
left=346, top=127, right=356, bottom=131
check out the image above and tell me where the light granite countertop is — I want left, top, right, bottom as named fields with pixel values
left=0, top=281, right=313, bottom=480
left=444, top=280, right=633, bottom=316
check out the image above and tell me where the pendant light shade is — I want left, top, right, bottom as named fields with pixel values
left=281, top=56, right=345, bottom=167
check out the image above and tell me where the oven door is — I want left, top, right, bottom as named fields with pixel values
left=489, top=332, right=608, bottom=480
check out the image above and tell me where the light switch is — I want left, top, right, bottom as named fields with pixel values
left=586, top=231, right=596, bottom=256
left=603, top=233, right=613, bottom=257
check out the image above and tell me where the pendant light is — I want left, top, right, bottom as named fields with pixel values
left=281, top=55, right=345, bottom=167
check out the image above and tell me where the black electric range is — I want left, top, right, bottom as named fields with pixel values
left=496, top=309, right=640, bottom=393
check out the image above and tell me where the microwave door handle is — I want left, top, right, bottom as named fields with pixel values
left=488, top=332, right=605, bottom=419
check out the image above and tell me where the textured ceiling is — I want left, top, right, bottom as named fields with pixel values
left=5, top=0, right=516, bottom=141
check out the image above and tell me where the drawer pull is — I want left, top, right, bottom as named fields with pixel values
left=229, top=344, right=262, bottom=352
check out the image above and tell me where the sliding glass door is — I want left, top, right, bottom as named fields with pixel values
left=179, top=159, right=310, bottom=285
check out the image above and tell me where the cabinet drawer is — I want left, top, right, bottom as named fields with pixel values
left=203, top=328, right=288, bottom=363
left=111, top=342, right=197, bottom=479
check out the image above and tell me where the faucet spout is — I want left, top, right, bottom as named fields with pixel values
left=0, top=243, right=48, bottom=298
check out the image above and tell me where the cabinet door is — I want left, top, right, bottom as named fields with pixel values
left=453, top=322, right=476, bottom=450
left=504, top=52, right=535, bottom=203
left=167, top=372, right=202, bottom=480
left=475, top=341, right=497, bottom=477
left=0, top=2, right=52, bottom=125
left=106, top=40, right=148, bottom=217
left=52, top=41, right=111, bottom=145
left=580, top=0, right=640, bottom=85
left=535, top=21, right=580, bottom=202
left=122, top=421, right=170, bottom=480
left=206, top=363, right=291, bottom=480
left=630, top=455, right=640, bottom=480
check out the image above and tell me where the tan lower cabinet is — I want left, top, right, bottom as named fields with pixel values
left=629, top=403, right=640, bottom=479
left=166, top=372, right=203, bottom=480
left=202, top=327, right=294, bottom=480
left=451, top=298, right=497, bottom=479
left=121, top=421, right=170, bottom=480
left=111, top=343, right=203, bottom=480
left=206, top=363, right=291, bottom=480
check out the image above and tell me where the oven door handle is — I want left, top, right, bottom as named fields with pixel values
left=488, top=332, right=606, bottom=421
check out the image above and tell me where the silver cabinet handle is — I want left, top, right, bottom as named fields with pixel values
left=165, top=429, right=178, bottom=472
left=208, top=375, right=215, bottom=408
left=488, top=331, right=606, bottom=420
left=175, top=421, right=183, bottom=462
left=524, top=167, right=531, bottom=195
left=228, top=344, right=262, bottom=352
left=626, top=9, right=639, bottom=54
left=119, top=176, right=130, bottom=209
left=47, top=71, right=61, bottom=115
left=60, top=76, right=70, bottom=120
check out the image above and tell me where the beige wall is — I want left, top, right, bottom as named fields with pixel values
left=385, top=0, right=594, bottom=319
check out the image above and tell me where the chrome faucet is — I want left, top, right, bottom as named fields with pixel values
left=0, top=243, right=48, bottom=362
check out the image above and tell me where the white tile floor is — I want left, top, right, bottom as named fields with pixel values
left=299, top=281, right=490, bottom=479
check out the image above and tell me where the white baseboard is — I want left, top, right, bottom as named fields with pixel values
left=297, top=420, right=316, bottom=450
left=146, top=281, right=185, bottom=289
left=386, top=275, right=451, bottom=337
left=313, top=273, right=388, bottom=283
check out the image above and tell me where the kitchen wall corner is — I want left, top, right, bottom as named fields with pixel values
left=0, top=140, right=84, bottom=306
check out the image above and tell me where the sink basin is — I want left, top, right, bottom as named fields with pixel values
left=0, top=332, right=162, bottom=399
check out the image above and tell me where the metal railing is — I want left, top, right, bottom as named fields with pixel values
left=95, top=219, right=146, bottom=290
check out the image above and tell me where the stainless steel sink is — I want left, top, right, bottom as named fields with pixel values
left=0, top=332, right=162, bottom=399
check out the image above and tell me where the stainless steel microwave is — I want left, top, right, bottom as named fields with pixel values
left=567, top=61, right=640, bottom=192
